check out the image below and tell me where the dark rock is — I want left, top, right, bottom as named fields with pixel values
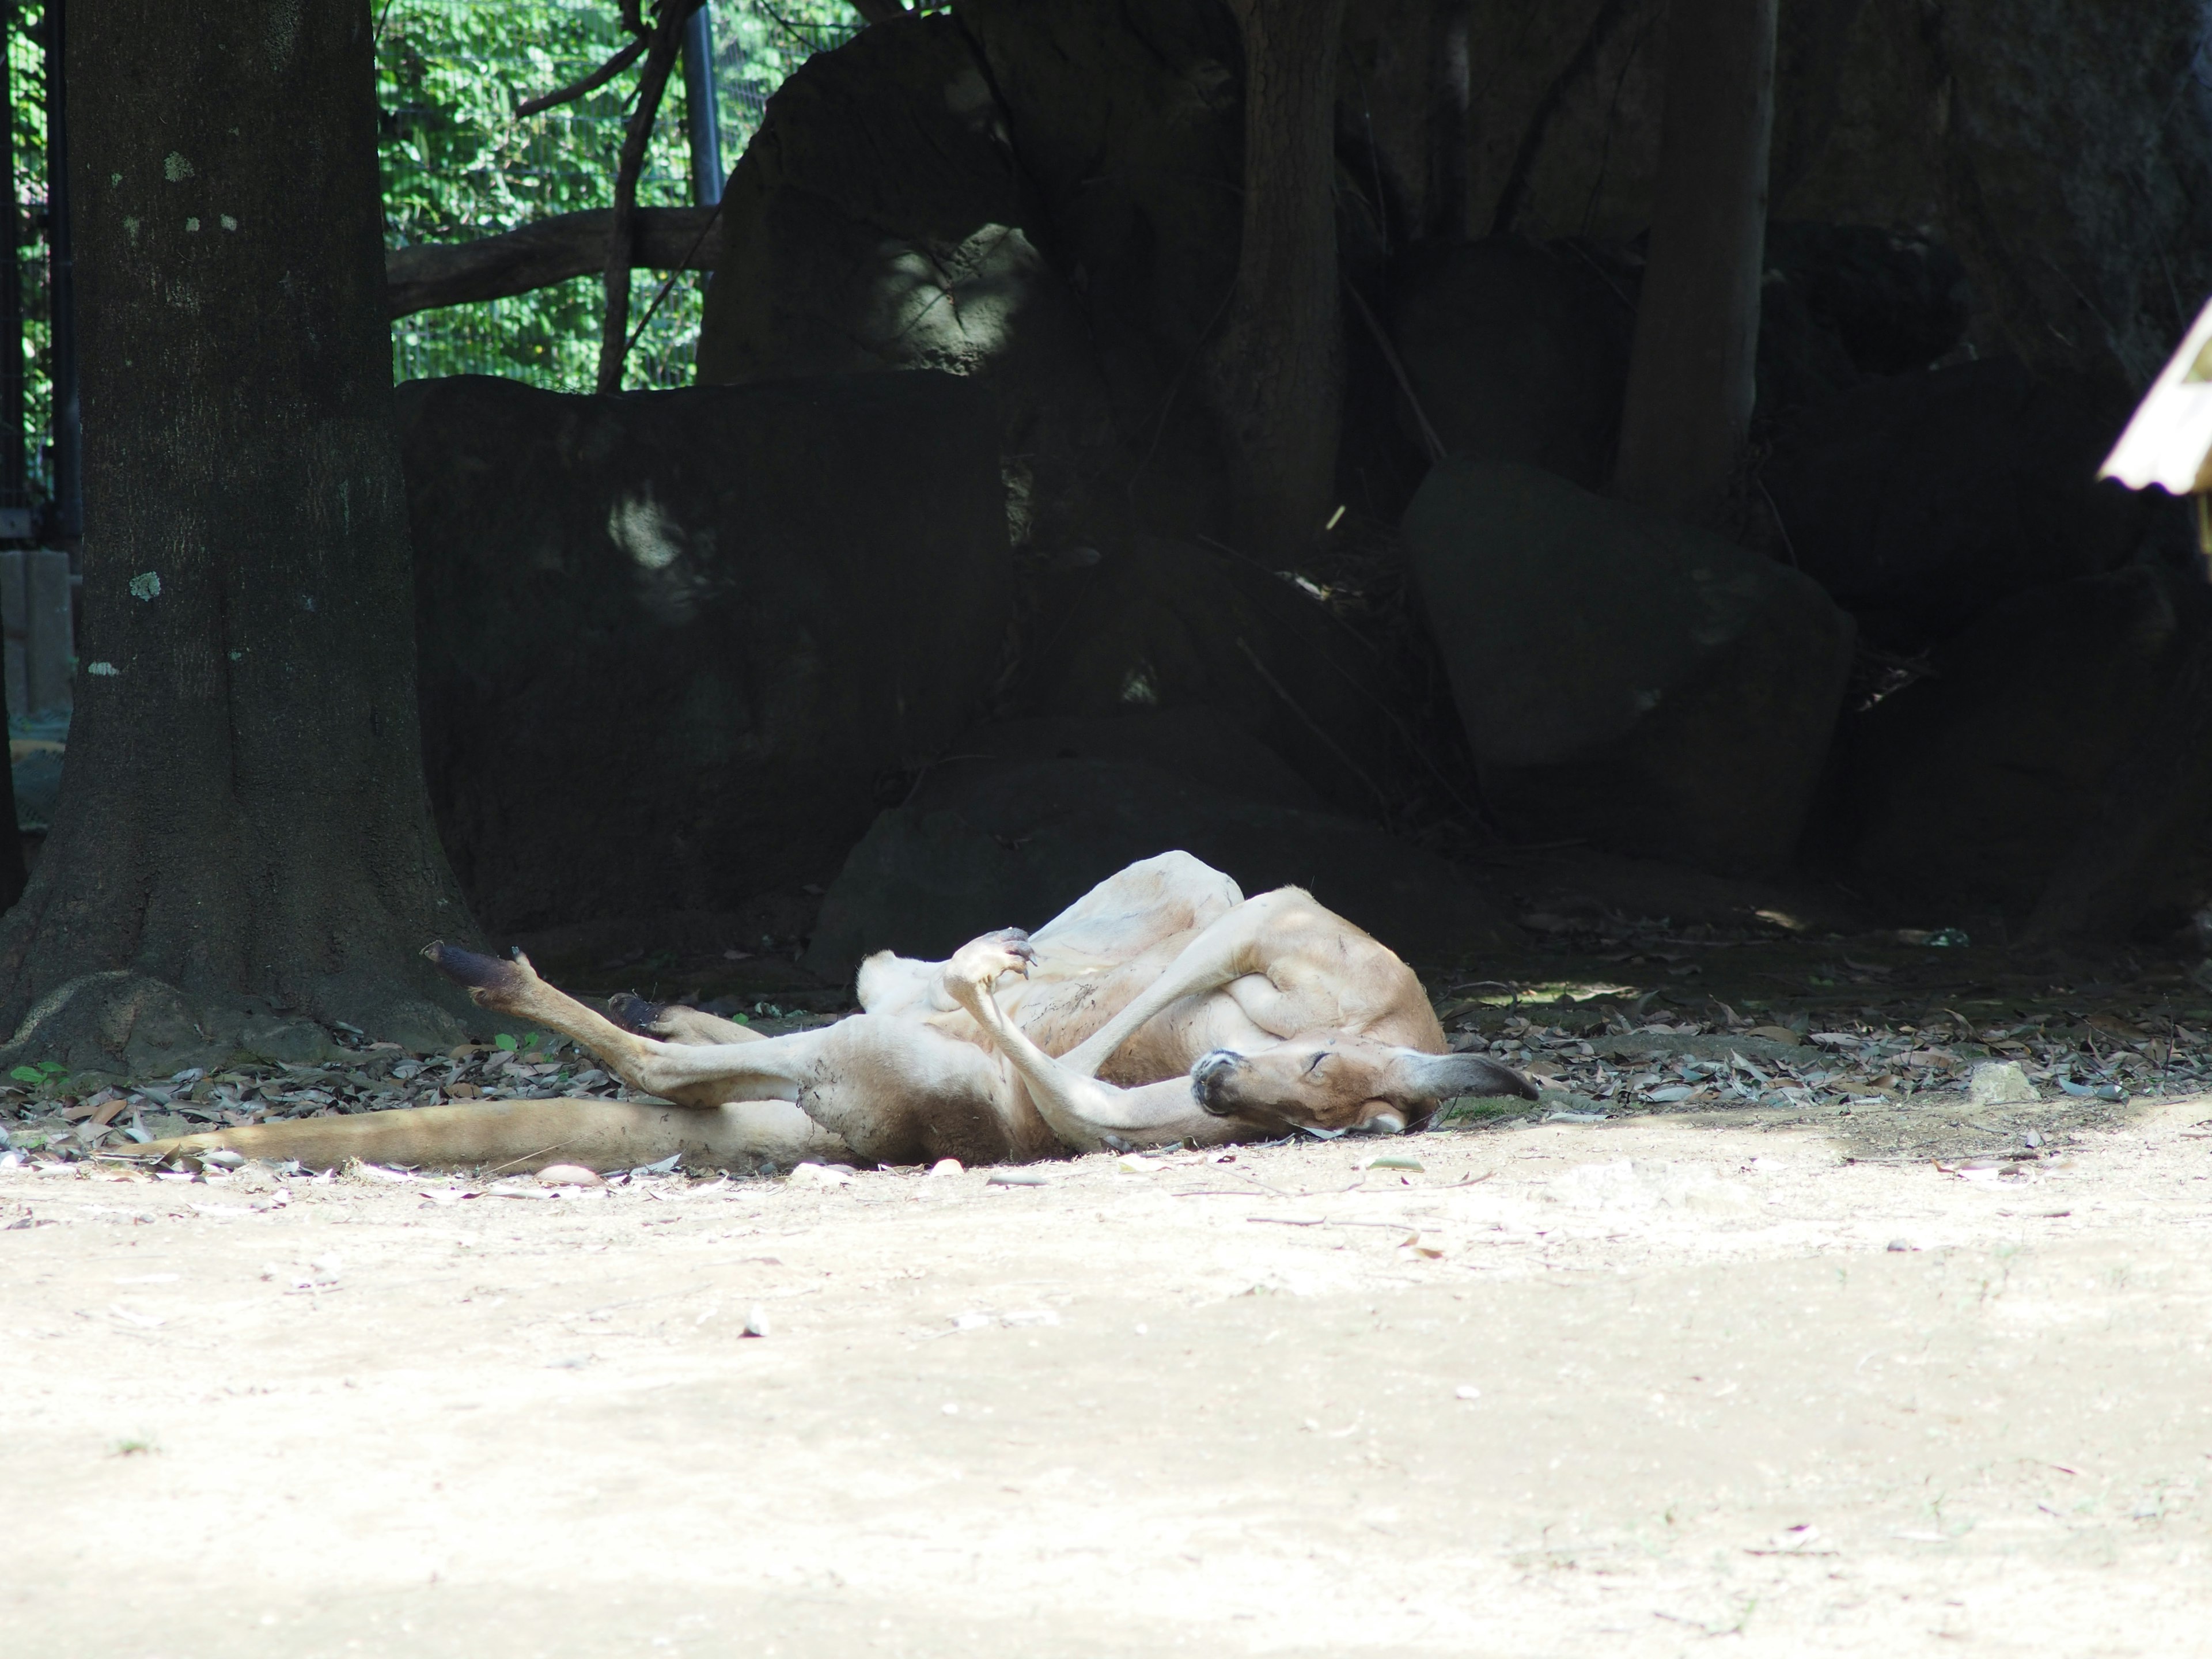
left=1404, top=459, right=1854, bottom=874
left=697, top=2, right=1247, bottom=551
left=1015, top=538, right=1415, bottom=818
left=1763, top=222, right=1971, bottom=377
left=1752, top=270, right=1866, bottom=424
left=1383, top=226, right=1960, bottom=484
left=398, top=371, right=1010, bottom=934
left=930, top=710, right=1328, bottom=812
left=695, top=14, right=1121, bottom=554
left=956, top=0, right=1245, bottom=535
left=1899, top=0, right=2212, bottom=389
left=1388, top=237, right=1635, bottom=490
left=1454, top=0, right=2212, bottom=394
left=803, top=750, right=1514, bottom=979
left=1849, top=563, right=2212, bottom=932
left=1761, top=357, right=2170, bottom=648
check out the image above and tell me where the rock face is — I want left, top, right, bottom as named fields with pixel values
left=1847, top=565, right=2212, bottom=933
left=1385, top=227, right=1957, bottom=490
left=1762, top=222, right=1970, bottom=378
left=1762, top=358, right=2174, bottom=649
left=802, top=714, right=1514, bottom=978
left=397, top=372, right=1010, bottom=934
left=696, top=3, right=1244, bottom=551
left=1427, top=0, right=2212, bottom=393
left=1403, top=460, right=1854, bottom=874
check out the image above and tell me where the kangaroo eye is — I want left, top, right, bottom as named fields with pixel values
left=1305, top=1052, right=1328, bottom=1074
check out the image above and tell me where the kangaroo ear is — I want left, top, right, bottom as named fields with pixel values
left=1389, top=1049, right=1544, bottom=1103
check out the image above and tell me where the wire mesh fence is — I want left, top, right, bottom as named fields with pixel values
left=6, top=5, right=49, bottom=527
left=0, top=0, right=857, bottom=503
left=378, top=0, right=860, bottom=392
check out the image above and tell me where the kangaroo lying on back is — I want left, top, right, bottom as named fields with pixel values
left=427, top=851, right=1537, bottom=1166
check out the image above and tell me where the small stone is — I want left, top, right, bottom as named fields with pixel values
left=741, top=1306, right=770, bottom=1338
left=1887, top=1239, right=1915, bottom=1252
left=1455, top=1384, right=1481, bottom=1400
left=537, top=1163, right=603, bottom=1187
left=927, top=1157, right=963, bottom=1178
left=1967, top=1061, right=2038, bottom=1107
left=788, top=1161, right=854, bottom=1187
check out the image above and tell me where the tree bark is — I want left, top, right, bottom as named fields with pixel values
left=387, top=207, right=724, bottom=320
left=1611, top=0, right=1778, bottom=517
left=0, top=0, right=483, bottom=1066
left=1205, top=0, right=1350, bottom=560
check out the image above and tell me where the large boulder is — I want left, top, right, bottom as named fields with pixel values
left=802, top=723, right=1514, bottom=978
left=1760, top=357, right=2175, bottom=649
left=397, top=372, right=1011, bottom=934
left=698, top=2, right=1250, bottom=550
left=1762, top=222, right=1971, bottom=377
left=1403, top=459, right=1854, bottom=874
left=1847, top=563, right=2212, bottom=933
left=694, top=14, right=1121, bottom=554
left=1441, top=0, right=2212, bottom=393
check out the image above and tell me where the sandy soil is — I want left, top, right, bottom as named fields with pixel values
left=5, top=1096, right=2211, bottom=1659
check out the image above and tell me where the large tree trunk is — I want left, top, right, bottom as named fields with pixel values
left=0, top=0, right=483, bottom=1071
left=1611, top=0, right=1778, bottom=517
left=1206, top=0, right=1350, bottom=560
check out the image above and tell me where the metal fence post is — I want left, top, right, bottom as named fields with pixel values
left=681, top=1, right=724, bottom=209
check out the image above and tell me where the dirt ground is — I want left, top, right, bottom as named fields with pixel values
left=6, top=1090, right=2211, bottom=1658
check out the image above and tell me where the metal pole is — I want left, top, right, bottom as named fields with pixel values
left=44, top=0, right=78, bottom=543
left=680, top=2, right=724, bottom=207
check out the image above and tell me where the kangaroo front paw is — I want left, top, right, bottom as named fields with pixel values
left=606, top=991, right=677, bottom=1036
left=944, top=927, right=1038, bottom=994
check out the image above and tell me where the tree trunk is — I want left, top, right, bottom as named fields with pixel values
left=1611, top=0, right=1778, bottom=517
left=1206, top=0, right=1350, bottom=560
left=0, top=0, right=483, bottom=1071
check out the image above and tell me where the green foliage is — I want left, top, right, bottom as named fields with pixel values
left=377, top=0, right=859, bottom=391
left=494, top=1031, right=520, bottom=1051
left=7, top=5, right=51, bottom=511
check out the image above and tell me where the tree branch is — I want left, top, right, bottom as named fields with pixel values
left=385, top=207, right=724, bottom=319
left=847, top=0, right=909, bottom=24
left=514, top=35, right=648, bottom=119
left=596, top=0, right=698, bottom=393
